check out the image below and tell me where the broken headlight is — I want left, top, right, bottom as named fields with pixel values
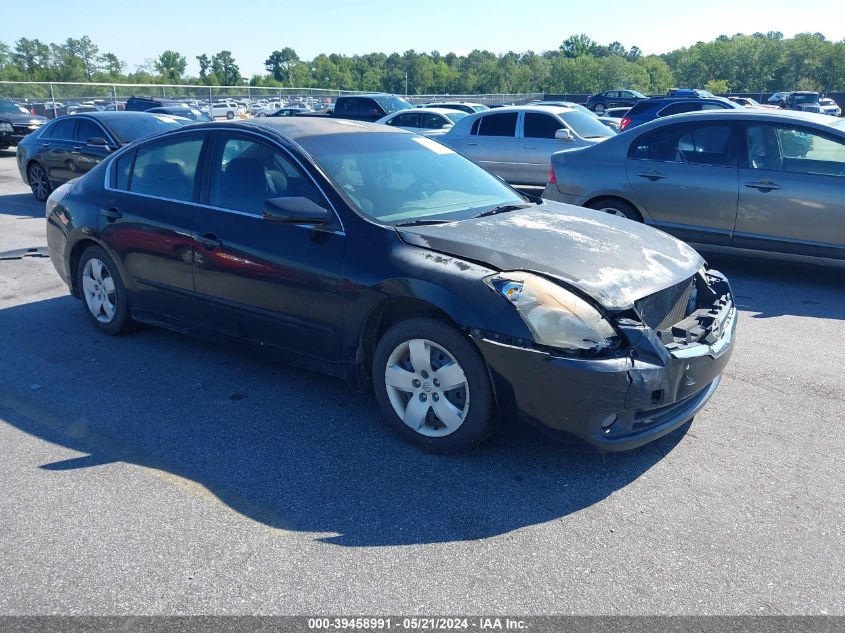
left=487, top=272, right=618, bottom=353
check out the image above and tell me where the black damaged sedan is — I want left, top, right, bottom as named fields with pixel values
left=45, top=118, right=736, bottom=452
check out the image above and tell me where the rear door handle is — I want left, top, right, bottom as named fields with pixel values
left=523, top=146, right=537, bottom=149
left=196, top=233, right=221, bottom=250
left=99, top=207, right=121, bottom=222
left=466, top=142, right=478, bottom=146
left=745, top=180, right=781, bottom=191
left=637, top=171, right=667, bottom=181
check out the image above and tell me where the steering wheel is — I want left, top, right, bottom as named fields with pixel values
left=406, top=178, right=438, bottom=199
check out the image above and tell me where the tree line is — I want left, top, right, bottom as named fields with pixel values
left=1, top=32, right=843, bottom=96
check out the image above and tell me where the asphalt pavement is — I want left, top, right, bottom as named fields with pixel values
left=0, top=150, right=843, bottom=615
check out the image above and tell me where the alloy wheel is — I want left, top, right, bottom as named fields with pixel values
left=81, top=257, right=117, bottom=323
left=384, top=338, right=470, bottom=437
left=28, top=164, right=49, bottom=200
left=600, top=206, right=629, bottom=218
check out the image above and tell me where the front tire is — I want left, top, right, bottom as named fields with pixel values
left=373, top=318, right=495, bottom=453
left=27, top=163, right=52, bottom=201
left=77, top=245, right=134, bottom=335
left=594, top=103, right=606, bottom=116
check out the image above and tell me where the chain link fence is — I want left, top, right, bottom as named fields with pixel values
left=0, top=81, right=543, bottom=118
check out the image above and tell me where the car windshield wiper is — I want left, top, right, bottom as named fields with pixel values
left=472, top=203, right=534, bottom=219
left=394, top=218, right=453, bottom=227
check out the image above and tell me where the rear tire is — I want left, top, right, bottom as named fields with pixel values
left=76, top=245, right=134, bottom=335
left=226, top=111, right=235, bottom=120
left=373, top=318, right=495, bottom=453
left=27, top=163, right=52, bottom=201
left=587, top=198, right=642, bottom=222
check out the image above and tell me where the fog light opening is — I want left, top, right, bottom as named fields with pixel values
left=600, top=414, right=618, bottom=433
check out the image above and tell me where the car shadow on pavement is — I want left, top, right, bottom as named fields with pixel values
left=0, top=193, right=43, bottom=218
left=704, top=254, right=845, bottom=321
left=0, top=294, right=688, bottom=547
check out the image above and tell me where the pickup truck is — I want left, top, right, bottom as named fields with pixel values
left=298, top=93, right=413, bottom=122
left=781, top=91, right=822, bottom=113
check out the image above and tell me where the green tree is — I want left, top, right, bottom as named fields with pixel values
left=210, top=50, right=241, bottom=86
left=196, top=54, right=211, bottom=83
left=265, top=47, right=300, bottom=85
left=560, top=34, right=597, bottom=59
left=13, top=38, right=51, bottom=78
left=154, top=50, right=187, bottom=83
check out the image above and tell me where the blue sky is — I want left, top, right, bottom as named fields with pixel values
left=6, top=0, right=845, bottom=77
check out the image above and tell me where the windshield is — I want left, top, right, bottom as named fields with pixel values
left=298, top=132, right=525, bottom=224
left=630, top=91, right=647, bottom=99
left=793, top=94, right=819, bottom=104
left=104, top=115, right=184, bottom=143
left=375, top=95, right=413, bottom=114
left=444, top=111, right=469, bottom=123
left=559, top=111, right=615, bottom=139
left=0, top=101, right=29, bottom=114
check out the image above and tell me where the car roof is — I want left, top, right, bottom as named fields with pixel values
left=67, top=111, right=181, bottom=121
left=462, top=104, right=577, bottom=115
left=634, top=108, right=845, bottom=130
left=217, top=117, right=405, bottom=140
left=391, top=107, right=463, bottom=116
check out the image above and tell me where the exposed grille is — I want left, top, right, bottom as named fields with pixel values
left=635, top=276, right=694, bottom=331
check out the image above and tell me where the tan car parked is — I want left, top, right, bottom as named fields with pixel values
left=543, top=109, right=845, bottom=267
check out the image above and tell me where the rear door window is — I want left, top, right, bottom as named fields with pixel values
left=129, top=135, right=205, bottom=202
left=659, top=102, right=703, bottom=116
left=46, top=118, right=76, bottom=140
left=478, top=112, right=517, bottom=137
left=629, top=123, right=736, bottom=166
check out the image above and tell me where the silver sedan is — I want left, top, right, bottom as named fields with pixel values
left=438, top=105, right=615, bottom=186
left=375, top=107, right=468, bottom=136
left=542, top=109, right=845, bottom=266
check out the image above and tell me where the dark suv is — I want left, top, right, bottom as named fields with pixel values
left=781, top=91, right=822, bottom=113
left=585, top=90, right=647, bottom=115
left=619, top=96, right=741, bottom=131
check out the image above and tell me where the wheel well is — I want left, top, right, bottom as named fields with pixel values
left=67, top=239, right=99, bottom=297
left=584, top=195, right=643, bottom=221
left=25, top=159, right=42, bottom=175
left=358, top=297, right=456, bottom=376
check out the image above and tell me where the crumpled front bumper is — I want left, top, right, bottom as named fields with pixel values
left=473, top=271, right=737, bottom=451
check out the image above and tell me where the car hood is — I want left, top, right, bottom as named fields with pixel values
left=0, top=112, right=47, bottom=124
left=396, top=202, right=704, bottom=310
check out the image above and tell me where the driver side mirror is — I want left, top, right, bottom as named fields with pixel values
left=87, top=136, right=111, bottom=148
left=555, top=128, right=574, bottom=142
left=263, top=197, right=329, bottom=224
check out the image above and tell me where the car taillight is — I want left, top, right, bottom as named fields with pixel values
left=548, top=166, right=557, bottom=184
left=619, top=117, right=631, bottom=131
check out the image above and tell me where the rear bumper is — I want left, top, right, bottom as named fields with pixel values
left=474, top=284, right=737, bottom=451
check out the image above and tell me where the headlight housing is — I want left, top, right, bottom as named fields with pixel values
left=487, top=272, right=618, bottom=353
left=0, top=122, right=12, bottom=132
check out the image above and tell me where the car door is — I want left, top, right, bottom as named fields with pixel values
left=100, top=131, right=207, bottom=322
left=461, top=111, right=519, bottom=182
left=69, top=117, right=114, bottom=178
left=735, top=122, right=845, bottom=258
left=192, top=131, right=345, bottom=363
left=519, top=112, right=567, bottom=185
left=41, top=117, right=78, bottom=184
left=625, top=121, right=740, bottom=244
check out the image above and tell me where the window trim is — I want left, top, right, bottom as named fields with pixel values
left=104, top=126, right=345, bottom=234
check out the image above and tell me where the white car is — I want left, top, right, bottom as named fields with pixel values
left=376, top=107, right=469, bottom=136
left=820, top=98, right=842, bottom=117
left=205, top=101, right=241, bottom=120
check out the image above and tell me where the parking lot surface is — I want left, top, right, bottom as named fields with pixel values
left=0, top=150, right=843, bottom=615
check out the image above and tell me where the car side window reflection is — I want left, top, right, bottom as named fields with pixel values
left=209, top=136, right=326, bottom=214
left=746, top=124, right=845, bottom=177
left=129, top=136, right=203, bottom=202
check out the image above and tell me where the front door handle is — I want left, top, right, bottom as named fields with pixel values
left=745, top=180, right=781, bottom=192
left=637, top=170, right=667, bottom=181
left=523, top=146, right=537, bottom=150
left=466, top=142, right=478, bottom=146
left=196, top=233, right=221, bottom=250
left=99, top=207, right=121, bottom=222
